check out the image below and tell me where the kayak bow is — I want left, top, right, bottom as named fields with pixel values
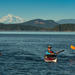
left=70, top=45, right=75, bottom=50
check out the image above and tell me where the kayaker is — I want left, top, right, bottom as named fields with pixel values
left=46, top=45, right=56, bottom=56
left=44, top=46, right=64, bottom=62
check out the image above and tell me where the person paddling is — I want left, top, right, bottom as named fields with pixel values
left=44, top=45, right=64, bottom=62
left=46, top=45, right=56, bottom=56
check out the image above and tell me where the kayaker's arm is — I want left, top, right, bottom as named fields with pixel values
left=46, top=50, right=58, bottom=55
left=46, top=51, right=51, bottom=55
left=50, top=50, right=57, bottom=55
left=50, top=53, right=55, bottom=55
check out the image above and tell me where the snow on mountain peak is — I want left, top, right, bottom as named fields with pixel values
left=0, top=14, right=25, bottom=24
left=8, top=14, right=13, bottom=17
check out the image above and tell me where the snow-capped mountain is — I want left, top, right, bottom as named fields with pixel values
left=0, top=14, right=25, bottom=24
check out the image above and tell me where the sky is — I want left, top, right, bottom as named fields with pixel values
left=0, top=0, right=75, bottom=21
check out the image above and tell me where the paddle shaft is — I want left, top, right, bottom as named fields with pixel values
left=56, top=50, right=64, bottom=55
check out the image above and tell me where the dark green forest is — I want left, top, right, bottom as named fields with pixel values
left=0, top=23, right=75, bottom=31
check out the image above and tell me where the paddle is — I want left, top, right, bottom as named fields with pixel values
left=56, top=50, right=64, bottom=55
left=0, top=53, right=2, bottom=56
left=48, top=50, right=65, bottom=55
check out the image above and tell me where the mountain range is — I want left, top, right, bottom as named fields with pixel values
left=0, top=14, right=75, bottom=31
left=0, top=14, right=75, bottom=24
left=21, top=19, right=58, bottom=28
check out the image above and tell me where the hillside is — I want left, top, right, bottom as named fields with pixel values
left=0, top=19, right=75, bottom=31
left=22, top=19, right=58, bottom=28
left=57, top=19, right=75, bottom=24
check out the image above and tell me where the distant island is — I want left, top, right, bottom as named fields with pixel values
left=0, top=19, right=75, bottom=31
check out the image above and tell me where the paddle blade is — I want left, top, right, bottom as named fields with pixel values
left=70, top=45, right=75, bottom=50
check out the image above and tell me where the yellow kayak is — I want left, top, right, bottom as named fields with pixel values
left=70, top=45, right=75, bottom=50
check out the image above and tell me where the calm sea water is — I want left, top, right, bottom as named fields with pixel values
left=0, top=32, right=75, bottom=75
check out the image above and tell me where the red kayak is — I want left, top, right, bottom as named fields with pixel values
left=44, top=55, right=57, bottom=63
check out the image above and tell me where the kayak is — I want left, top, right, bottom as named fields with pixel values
left=44, top=55, right=57, bottom=63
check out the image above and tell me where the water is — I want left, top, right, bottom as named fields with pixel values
left=0, top=32, right=75, bottom=75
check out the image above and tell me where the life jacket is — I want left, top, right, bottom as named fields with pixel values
left=49, top=51, right=54, bottom=53
left=45, top=50, right=55, bottom=55
left=48, top=48, right=54, bottom=53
